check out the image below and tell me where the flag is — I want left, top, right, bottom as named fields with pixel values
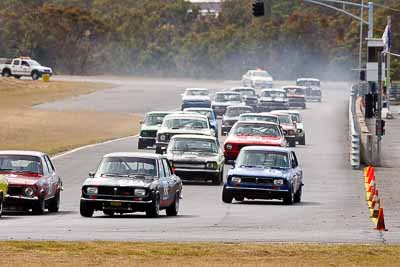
left=382, top=23, right=392, bottom=52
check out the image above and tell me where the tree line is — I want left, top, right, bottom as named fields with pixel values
left=0, top=0, right=399, bottom=80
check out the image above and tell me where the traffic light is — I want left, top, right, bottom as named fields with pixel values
left=376, top=119, right=386, bottom=136
left=252, top=0, right=264, bottom=17
left=365, top=93, right=374, bottom=119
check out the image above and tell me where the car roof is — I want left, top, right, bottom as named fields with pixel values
left=261, top=88, right=286, bottom=93
left=241, top=146, right=292, bottom=153
left=215, top=91, right=241, bottom=95
left=146, top=111, right=172, bottom=115
left=103, top=152, right=164, bottom=159
left=186, top=88, right=208, bottom=91
left=0, top=150, right=46, bottom=157
left=226, top=105, right=252, bottom=110
left=270, top=111, right=291, bottom=116
left=230, top=87, right=255, bottom=91
left=170, top=134, right=217, bottom=141
left=240, top=113, right=278, bottom=118
left=164, top=113, right=208, bottom=120
left=297, top=78, right=320, bottom=82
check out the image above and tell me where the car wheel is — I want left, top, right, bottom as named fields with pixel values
left=299, top=135, right=306, bottom=146
left=103, top=210, right=115, bottom=216
left=222, top=187, right=233, bottom=203
left=166, top=192, right=179, bottom=216
left=2, top=69, right=11, bottom=77
left=31, top=71, right=40, bottom=80
left=80, top=201, right=94, bottom=217
left=283, top=187, right=294, bottom=205
left=146, top=193, right=160, bottom=218
left=48, top=192, right=60, bottom=213
left=32, top=197, right=46, bottom=215
left=294, top=185, right=302, bottom=203
left=288, top=139, right=296, bottom=147
left=0, top=194, right=3, bottom=218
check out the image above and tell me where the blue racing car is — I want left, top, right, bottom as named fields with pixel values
left=222, top=146, right=303, bottom=205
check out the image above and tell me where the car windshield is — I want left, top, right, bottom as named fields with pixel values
left=145, top=113, right=167, bottom=126
left=27, top=60, right=41, bottom=66
left=164, top=118, right=208, bottom=130
left=276, top=115, right=292, bottom=124
left=169, top=139, right=218, bottom=153
left=253, top=71, right=271, bottom=78
left=240, top=115, right=278, bottom=123
left=236, top=151, right=289, bottom=169
left=226, top=107, right=252, bottom=117
left=0, top=155, right=43, bottom=174
left=215, top=94, right=241, bottom=102
left=187, top=90, right=208, bottom=96
left=286, top=88, right=304, bottom=95
left=262, top=91, right=287, bottom=98
left=231, top=123, right=280, bottom=137
left=297, top=80, right=320, bottom=87
left=234, top=89, right=255, bottom=96
left=97, top=157, right=157, bottom=177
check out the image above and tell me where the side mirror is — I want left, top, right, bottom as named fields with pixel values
left=89, top=172, right=95, bottom=178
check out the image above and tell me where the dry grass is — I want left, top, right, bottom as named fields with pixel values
left=0, top=78, right=141, bottom=154
left=0, top=241, right=398, bottom=267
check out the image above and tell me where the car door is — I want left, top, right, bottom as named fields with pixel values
left=21, top=60, right=30, bottom=75
left=41, top=156, right=52, bottom=200
left=290, top=152, right=301, bottom=192
left=162, top=158, right=176, bottom=204
left=158, top=159, right=169, bottom=207
left=12, top=60, right=21, bottom=75
left=44, top=155, right=60, bottom=197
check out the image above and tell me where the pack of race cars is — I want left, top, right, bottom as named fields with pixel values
left=0, top=71, right=321, bottom=218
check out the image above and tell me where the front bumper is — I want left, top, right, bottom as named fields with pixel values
left=224, top=186, right=289, bottom=200
left=155, top=141, right=169, bottom=154
left=289, top=101, right=306, bottom=109
left=174, top=168, right=220, bottom=181
left=80, top=197, right=152, bottom=212
left=139, top=137, right=156, bottom=147
left=4, top=195, right=39, bottom=209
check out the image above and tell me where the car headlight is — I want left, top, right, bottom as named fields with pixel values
left=159, top=134, right=166, bottom=141
left=274, top=179, right=284, bottom=185
left=231, top=177, right=241, bottom=183
left=134, top=188, right=146, bottom=197
left=206, top=162, right=218, bottom=169
left=226, top=144, right=233, bottom=150
left=86, top=187, right=98, bottom=194
left=297, top=129, right=303, bottom=134
left=24, top=187, right=35, bottom=197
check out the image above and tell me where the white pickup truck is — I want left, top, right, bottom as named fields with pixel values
left=0, top=57, right=53, bottom=80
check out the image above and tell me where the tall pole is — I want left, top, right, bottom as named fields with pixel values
left=358, top=0, right=364, bottom=79
left=368, top=2, right=374, bottom=38
left=377, top=52, right=382, bottom=165
left=387, top=16, right=391, bottom=110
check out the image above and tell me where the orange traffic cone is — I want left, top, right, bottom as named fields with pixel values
left=368, top=187, right=376, bottom=202
left=367, top=166, right=375, bottom=184
left=375, top=208, right=387, bottom=231
left=367, top=178, right=376, bottom=192
left=364, top=166, right=371, bottom=181
left=369, top=190, right=379, bottom=209
left=370, top=198, right=380, bottom=218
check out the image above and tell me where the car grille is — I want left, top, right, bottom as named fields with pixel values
left=7, top=186, right=23, bottom=196
left=237, top=143, right=278, bottom=150
left=174, top=162, right=205, bottom=169
left=289, top=98, right=305, bottom=103
left=240, top=177, right=274, bottom=184
left=146, top=130, right=157, bottom=138
left=97, top=186, right=136, bottom=196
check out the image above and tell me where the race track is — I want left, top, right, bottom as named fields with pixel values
left=2, top=77, right=398, bottom=243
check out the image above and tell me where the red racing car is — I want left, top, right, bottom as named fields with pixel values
left=223, top=121, right=287, bottom=163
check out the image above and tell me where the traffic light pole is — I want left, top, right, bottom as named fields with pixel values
left=377, top=52, right=382, bottom=165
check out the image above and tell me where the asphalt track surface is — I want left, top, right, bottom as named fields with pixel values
left=2, top=77, right=399, bottom=243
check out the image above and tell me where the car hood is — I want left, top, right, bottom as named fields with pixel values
left=0, top=173, right=42, bottom=186
left=288, top=94, right=305, bottom=99
left=212, top=101, right=243, bottom=106
left=250, top=77, right=273, bottom=82
left=225, top=135, right=283, bottom=145
left=168, top=151, right=218, bottom=162
left=229, top=167, right=289, bottom=178
left=83, top=177, right=154, bottom=188
left=182, top=96, right=210, bottom=102
left=260, top=97, right=286, bottom=102
left=141, top=124, right=160, bottom=131
left=281, top=124, right=296, bottom=130
left=35, top=66, right=52, bottom=72
left=223, top=116, right=239, bottom=121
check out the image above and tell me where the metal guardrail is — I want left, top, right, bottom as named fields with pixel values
left=349, top=84, right=361, bottom=169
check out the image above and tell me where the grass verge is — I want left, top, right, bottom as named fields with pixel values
left=0, top=241, right=399, bottom=267
left=0, top=78, right=141, bottom=154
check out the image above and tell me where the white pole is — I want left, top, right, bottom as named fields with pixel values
left=387, top=16, right=391, bottom=110
left=358, top=0, right=364, bottom=78
left=368, top=2, right=373, bottom=38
